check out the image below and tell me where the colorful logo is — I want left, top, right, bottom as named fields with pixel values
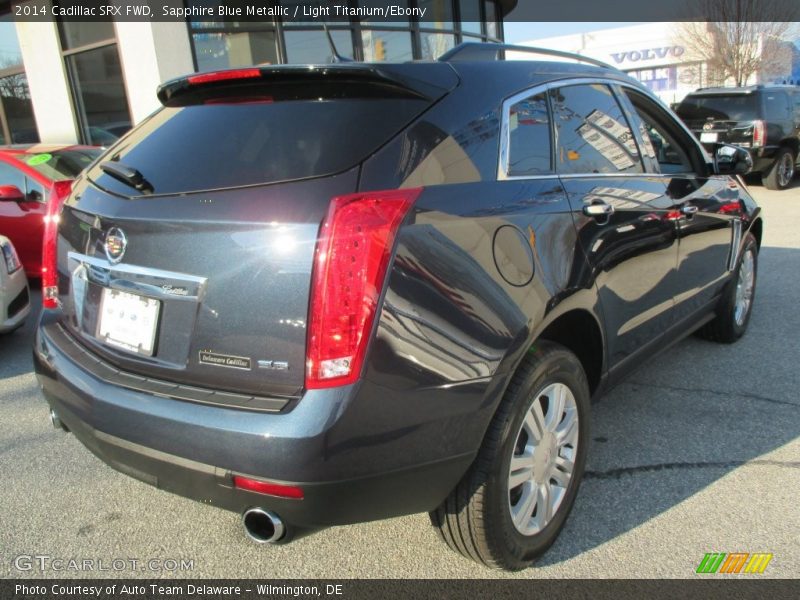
left=696, top=552, right=773, bottom=574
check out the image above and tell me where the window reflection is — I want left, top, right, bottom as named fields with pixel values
left=361, top=30, right=413, bottom=62
left=508, top=93, right=551, bottom=176
left=193, top=31, right=279, bottom=71
left=66, top=46, right=131, bottom=146
left=550, top=84, right=643, bottom=174
left=0, top=14, right=23, bottom=69
left=0, top=74, right=38, bottom=143
left=284, top=30, right=354, bottom=64
left=420, top=32, right=455, bottom=60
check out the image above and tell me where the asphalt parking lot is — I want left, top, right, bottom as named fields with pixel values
left=1, top=183, right=798, bottom=580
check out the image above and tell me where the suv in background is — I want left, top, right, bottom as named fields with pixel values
left=34, top=43, right=762, bottom=570
left=677, top=85, right=800, bottom=190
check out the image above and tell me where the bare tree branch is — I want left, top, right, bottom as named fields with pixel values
left=676, top=0, right=798, bottom=87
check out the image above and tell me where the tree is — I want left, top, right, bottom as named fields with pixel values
left=677, top=0, right=799, bottom=87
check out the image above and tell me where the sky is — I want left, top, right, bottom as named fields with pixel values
left=503, top=22, right=644, bottom=44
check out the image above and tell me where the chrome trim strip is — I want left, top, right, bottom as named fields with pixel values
left=729, top=219, right=743, bottom=272
left=67, top=252, right=207, bottom=301
left=497, top=77, right=712, bottom=182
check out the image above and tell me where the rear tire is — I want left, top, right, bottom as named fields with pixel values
left=430, top=341, right=590, bottom=570
left=697, top=232, right=758, bottom=343
left=762, top=147, right=795, bottom=190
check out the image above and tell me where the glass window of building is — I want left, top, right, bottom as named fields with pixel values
left=284, top=29, right=355, bottom=64
left=187, top=1, right=281, bottom=71
left=0, top=74, right=38, bottom=143
left=0, top=11, right=38, bottom=143
left=419, top=32, right=456, bottom=60
left=419, top=0, right=454, bottom=30
left=193, top=31, right=280, bottom=71
left=185, top=0, right=507, bottom=68
left=58, top=21, right=116, bottom=51
left=361, top=30, right=414, bottom=62
left=0, top=12, right=23, bottom=69
left=459, top=0, right=483, bottom=36
left=59, top=23, right=132, bottom=146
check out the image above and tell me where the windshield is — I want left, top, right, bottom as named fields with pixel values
left=677, top=94, right=758, bottom=121
left=25, top=148, right=103, bottom=180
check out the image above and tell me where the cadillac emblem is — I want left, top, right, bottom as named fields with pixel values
left=104, top=227, right=127, bottom=264
left=703, top=121, right=715, bottom=131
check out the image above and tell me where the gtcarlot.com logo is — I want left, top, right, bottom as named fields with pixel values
left=696, top=552, right=773, bottom=574
left=12, top=554, right=194, bottom=573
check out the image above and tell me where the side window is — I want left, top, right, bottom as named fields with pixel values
left=0, top=161, right=26, bottom=192
left=25, top=177, right=45, bottom=202
left=792, top=93, right=800, bottom=122
left=763, top=92, right=790, bottom=121
left=623, top=89, right=700, bottom=176
left=550, top=83, right=643, bottom=175
left=506, top=92, right=551, bottom=177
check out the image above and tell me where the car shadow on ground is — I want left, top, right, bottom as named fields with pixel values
left=538, top=244, right=800, bottom=565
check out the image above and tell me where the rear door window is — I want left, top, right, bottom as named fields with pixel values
left=550, top=83, right=643, bottom=175
left=506, top=92, right=551, bottom=177
left=88, top=93, right=430, bottom=196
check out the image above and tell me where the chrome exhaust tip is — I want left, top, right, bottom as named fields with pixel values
left=242, top=508, right=285, bottom=544
left=49, top=409, right=68, bottom=432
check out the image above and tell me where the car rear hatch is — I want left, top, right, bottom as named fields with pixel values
left=52, top=63, right=457, bottom=402
left=676, top=92, right=759, bottom=146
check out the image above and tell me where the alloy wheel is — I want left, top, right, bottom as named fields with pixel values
left=508, top=382, right=579, bottom=536
left=778, top=152, right=795, bottom=188
left=734, top=248, right=755, bottom=326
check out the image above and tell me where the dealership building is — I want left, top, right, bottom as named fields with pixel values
left=518, top=22, right=800, bottom=106
left=0, top=0, right=512, bottom=145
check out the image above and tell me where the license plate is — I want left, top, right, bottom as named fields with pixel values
left=700, top=132, right=718, bottom=143
left=97, top=288, right=160, bottom=356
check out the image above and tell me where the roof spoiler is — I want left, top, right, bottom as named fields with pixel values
left=157, top=63, right=459, bottom=106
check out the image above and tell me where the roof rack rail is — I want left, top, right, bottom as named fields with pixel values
left=438, top=42, right=618, bottom=71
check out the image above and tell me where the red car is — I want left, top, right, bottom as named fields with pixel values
left=0, top=145, right=102, bottom=279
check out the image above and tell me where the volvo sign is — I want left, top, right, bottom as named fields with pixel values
left=610, top=46, right=685, bottom=65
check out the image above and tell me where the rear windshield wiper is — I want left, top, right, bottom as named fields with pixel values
left=100, top=161, right=154, bottom=194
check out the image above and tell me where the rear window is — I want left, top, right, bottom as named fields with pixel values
left=89, top=96, right=428, bottom=196
left=25, top=148, right=102, bottom=181
left=677, top=94, right=758, bottom=121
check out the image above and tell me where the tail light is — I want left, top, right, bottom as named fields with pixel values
left=305, top=188, right=421, bottom=389
left=41, top=180, right=73, bottom=309
left=187, top=68, right=261, bottom=86
left=753, top=120, right=766, bottom=148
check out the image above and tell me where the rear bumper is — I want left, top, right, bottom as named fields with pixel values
left=33, top=314, right=483, bottom=528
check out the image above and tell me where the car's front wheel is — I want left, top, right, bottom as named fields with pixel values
left=697, top=232, right=758, bottom=343
left=430, top=341, right=589, bottom=570
left=763, top=147, right=795, bottom=190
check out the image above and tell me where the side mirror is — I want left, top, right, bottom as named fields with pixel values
left=714, top=144, right=753, bottom=176
left=0, top=185, right=25, bottom=202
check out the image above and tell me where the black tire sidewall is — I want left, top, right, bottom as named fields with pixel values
left=764, top=148, right=794, bottom=190
left=484, top=345, right=590, bottom=568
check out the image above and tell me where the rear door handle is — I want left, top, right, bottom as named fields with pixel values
left=583, top=202, right=615, bottom=218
